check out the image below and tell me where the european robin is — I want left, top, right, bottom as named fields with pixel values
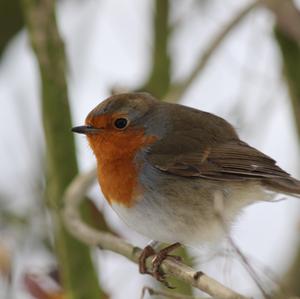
left=72, top=92, right=300, bottom=283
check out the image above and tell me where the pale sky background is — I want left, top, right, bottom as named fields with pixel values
left=0, top=0, right=300, bottom=298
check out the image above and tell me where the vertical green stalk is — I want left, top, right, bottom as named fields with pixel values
left=275, top=27, right=300, bottom=297
left=141, top=0, right=171, bottom=98
left=0, top=0, right=23, bottom=58
left=21, top=1, right=104, bottom=298
left=275, top=28, right=300, bottom=135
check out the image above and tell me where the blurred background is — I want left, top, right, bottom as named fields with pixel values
left=1, top=0, right=300, bottom=298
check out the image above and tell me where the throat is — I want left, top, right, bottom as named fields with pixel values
left=89, top=129, right=157, bottom=207
left=97, top=155, right=142, bottom=207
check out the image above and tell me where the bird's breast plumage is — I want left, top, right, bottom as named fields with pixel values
left=89, top=128, right=157, bottom=207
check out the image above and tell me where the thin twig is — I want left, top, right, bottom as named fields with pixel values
left=226, top=236, right=270, bottom=299
left=213, top=191, right=270, bottom=299
left=166, top=0, right=260, bottom=103
left=261, top=0, right=300, bottom=43
left=63, top=169, right=250, bottom=299
left=140, top=286, right=208, bottom=299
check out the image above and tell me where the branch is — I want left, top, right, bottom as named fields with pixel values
left=140, top=0, right=171, bottom=98
left=21, top=0, right=104, bottom=298
left=0, top=0, right=23, bottom=58
left=261, top=0, right=300, bottom=43
left=274, top=22, right=300, bottom=298
left=63, top=169, right=251, bottom=299
left=166, top=0, right=260, bottom=103
left=214, top=192, right=270, bottom=299
left=140, top=286, right=208, bottom=299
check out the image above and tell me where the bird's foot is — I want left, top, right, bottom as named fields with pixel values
left=138, top=242, right=182, bottom=288
left=138, top=245, right=156, bottom=275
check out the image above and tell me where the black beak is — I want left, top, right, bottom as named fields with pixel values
left=71, top=125, right=101, bottom=135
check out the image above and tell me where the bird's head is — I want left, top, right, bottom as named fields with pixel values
left=72, top=93, right=160, bottom=161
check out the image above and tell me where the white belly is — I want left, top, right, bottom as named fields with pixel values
left=111, top=182, right=271, bottom=247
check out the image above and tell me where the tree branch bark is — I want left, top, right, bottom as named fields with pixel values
left=141, top=286, right=208, bottom=299
left=63, top=169, right=251, bottom=299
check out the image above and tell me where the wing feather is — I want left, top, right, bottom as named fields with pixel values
left=148, top=140, right=291, bottom=181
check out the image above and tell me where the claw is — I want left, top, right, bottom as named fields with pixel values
left=138, top=242, right=182, bottom=288
left=151, top=242, right=181, bottom=288
left=138, top=245, right=156, bottom=275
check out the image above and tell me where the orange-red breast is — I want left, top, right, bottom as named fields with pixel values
left=72, top=92, right=300, bottom=275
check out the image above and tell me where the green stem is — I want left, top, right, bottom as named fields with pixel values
left=0, top=0, right=23, bottom=58
left=275, top=26, right=300, bottom=297
left=140, top=0, right=171, bottom=99
left=21, top=1, right=105, bottom=298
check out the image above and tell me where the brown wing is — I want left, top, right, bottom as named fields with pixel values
left=145, top=102, right=300, bottom=195
left=147, top=140, right=291, bottom=181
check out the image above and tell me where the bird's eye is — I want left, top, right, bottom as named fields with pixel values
left=114, top=118, right=128, bottom=129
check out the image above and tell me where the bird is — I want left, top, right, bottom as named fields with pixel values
left=72, top=92, right=300, bottom=284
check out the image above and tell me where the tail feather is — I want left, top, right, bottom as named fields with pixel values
left=263, top=177, right=300, bottom=198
